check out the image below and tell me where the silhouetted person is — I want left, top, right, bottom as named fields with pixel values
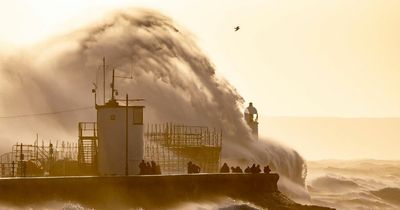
left=250, top=164, right=256, bottom=173
left=220, top=163, right=230, bottom=173
left=264, top=165, right=271, bottom=174
left=187, top=161, right=193, bottom=174
left=235, top=166, right=243, bottom=173
left=194, top=164, right=201, bottom=173
left=139, top=160, right=146, bottom=175
left=255, top=165, right=261, bottom=174
left=146, top=162, right=151, bottom=175
left=189, top=162, right=200, bottom=173
left=244, top=166, right=251, bottom=173
left=151, top=161, right=157, bottom=174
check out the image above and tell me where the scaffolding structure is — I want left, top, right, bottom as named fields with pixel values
left=145, top=123, right=222, bottom=174
left=77, top=122, right=98, bottom=174
left=0, top=140, right=78, bottom=177
left=0, top=122, right=223, bottom=176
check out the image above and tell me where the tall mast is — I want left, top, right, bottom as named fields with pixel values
left=125, top=94, right=129, bottom=175
left=111, top=69, right=115, bottom=100
left=103, top=57, right=106, bottom=104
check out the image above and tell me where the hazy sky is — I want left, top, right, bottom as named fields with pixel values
left=0, top=0, right=400, bottom=160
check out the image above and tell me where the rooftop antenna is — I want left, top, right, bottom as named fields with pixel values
left=92, top=83, right=98, bottom=106
left=111, top=68, right=134, bottom=101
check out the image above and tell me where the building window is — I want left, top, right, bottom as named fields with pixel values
left=110, top=114, right=116, bottom=120
left=133, top=108, right=143, bottom=124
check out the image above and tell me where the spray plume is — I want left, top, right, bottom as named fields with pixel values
left=0, top=8, right=307, bottom=199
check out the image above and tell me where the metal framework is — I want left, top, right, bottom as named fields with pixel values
left=0, top=122, right=222, bottom=176
left=0, top=140, right=78, bottom=177
left=77, top=122, right=98, bottom=174
left=145, top=123, right=222, bottom=174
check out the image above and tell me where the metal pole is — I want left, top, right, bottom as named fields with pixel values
left=125, top=94, right=129, bottom=176
left=20, top=143, right=23, bottom=177
left=103, top=57, right=106, bottom=104
left=36, top=134, right=38, bottom=160
left=111, top=69, right=115, bottom=100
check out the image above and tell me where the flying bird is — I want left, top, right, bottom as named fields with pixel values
left=234, top=26, right=240, bottom=31
left=172, top=26, right=179, bottom=32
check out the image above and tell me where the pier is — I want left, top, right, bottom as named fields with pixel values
left=0, top=173, right=279, bottom=208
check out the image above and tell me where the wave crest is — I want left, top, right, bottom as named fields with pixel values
left=0, top=8, right=307, bottom=195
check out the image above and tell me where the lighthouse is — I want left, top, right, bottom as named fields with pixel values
left=244, top=102, right=258, bottom=139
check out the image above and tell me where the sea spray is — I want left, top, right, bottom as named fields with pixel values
left=0, top=8, right=308, bottom=200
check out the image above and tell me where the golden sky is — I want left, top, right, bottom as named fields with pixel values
left=1, top=0, right=400, bottom=159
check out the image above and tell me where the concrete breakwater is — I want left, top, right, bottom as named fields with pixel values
left=0, top=173, right=279, bottom=208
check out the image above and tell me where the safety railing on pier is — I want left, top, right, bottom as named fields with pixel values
left=145, top=123, right=222, bottom=174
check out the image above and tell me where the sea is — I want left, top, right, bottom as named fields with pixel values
left=307, top=159, right=400, bottom=210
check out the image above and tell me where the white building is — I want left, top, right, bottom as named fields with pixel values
left=97, top=99, right=144, bottom=175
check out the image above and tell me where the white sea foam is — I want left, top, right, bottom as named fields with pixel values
left=307, top=160, right=400, bottom=210
left=0, top=9, right=307, bottom=196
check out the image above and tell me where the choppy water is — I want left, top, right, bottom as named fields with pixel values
left=0, top=198, right=263, bottom=210
left=307, top=160, right=400, bottom=210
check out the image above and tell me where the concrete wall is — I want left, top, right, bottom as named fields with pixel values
left=0, top=173, right=279, bottom=208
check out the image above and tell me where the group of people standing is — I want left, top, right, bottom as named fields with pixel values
left=139, top=160, right=272, bottom=175
left=220, top=163, right=272, bottom=174
left=187, top=161, right=201, bottom=174
left=139, top=160, right=161, bottom=175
